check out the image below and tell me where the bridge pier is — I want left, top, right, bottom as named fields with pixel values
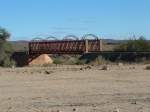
left=84, top=39, right=103, bottom=54
left=99, top=39, right=103, bottom=51
left=85, top=39, right=89, bottom=53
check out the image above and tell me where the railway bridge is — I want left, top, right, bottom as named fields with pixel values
left=29, top=34, right=103, bottom=55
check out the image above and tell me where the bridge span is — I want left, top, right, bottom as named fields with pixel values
left=29, top=39, right=103, bottom=55
left=29, top=34, right=103, bottom=55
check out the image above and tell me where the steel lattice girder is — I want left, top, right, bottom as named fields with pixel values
left=29, top=39, right=102, bottom=55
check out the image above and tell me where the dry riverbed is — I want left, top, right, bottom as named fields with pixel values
left=0, top=64, right=150, bottom=112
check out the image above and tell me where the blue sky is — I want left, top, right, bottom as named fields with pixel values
left=0, top=0, right=150, bottom=40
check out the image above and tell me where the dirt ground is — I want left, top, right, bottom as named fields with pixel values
left=0, top=64, right=150, bottom=112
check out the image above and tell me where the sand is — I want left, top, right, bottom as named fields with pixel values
left=0, top=64, right=150, bottom=112
left=29, top=54, right=53, bottom=66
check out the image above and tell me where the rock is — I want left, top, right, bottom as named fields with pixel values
left=73, top=108, right=76, bottom=111
left=85, top=65, right=92, bottom=69
left=113, top=108, right=120, bottom=112
left=129, top=66, right=135, bottom=69
left=118, top=63, right=123, bottom=67
left=101, top=65, right=109, bottom=70
left=145, top=65, right=150, bottom=70
left=56, top=110, right=60, bottom=112
left=45, top=70, right=53, bottom=74
left=8, top=97, right=11, bottom=100
left=51, top=110, right=62, bottom=112
left=80, top=68, right=83, bottom=70
left=8, top=106, right=12, bottom=110
left=80, top=65, right=92, bottom=70
left=131, top=100, right=137, bottom=104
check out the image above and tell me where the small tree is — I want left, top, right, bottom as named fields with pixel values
left=0, top=28, right=10, bottom=40
left=115, top=36, right=150, bottom=52
left=0, top=27, right=15, bottom=67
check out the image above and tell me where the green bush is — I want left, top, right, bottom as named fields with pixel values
left=53, top=58, right=63, bottom=64
left=115, top=36, right=150, bottom=52
left=0, top=27, right=15, bottom=67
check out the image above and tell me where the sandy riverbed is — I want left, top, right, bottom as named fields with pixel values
left=0, top=64, right=150, bottom=112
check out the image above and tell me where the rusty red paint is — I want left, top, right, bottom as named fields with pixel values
left=29, top=39, right=102, bottom=55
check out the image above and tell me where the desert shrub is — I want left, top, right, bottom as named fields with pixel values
left=115, top=36, right=150, bottom=52
left=53, top=58, right=63, bottom=64
left=52, top=55, right=84, bottom=65
left=75, top=59, right=86, bottom=65
left=0, top=27, right=15, bottom=67
left=2, top=58, right=16, bottom=67
left=94, top=56, right=109, bottom=65
left=64, top=57, right=78, bottom=65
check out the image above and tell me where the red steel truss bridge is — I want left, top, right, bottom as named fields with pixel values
left=29, top=34, right=103, bottom=55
